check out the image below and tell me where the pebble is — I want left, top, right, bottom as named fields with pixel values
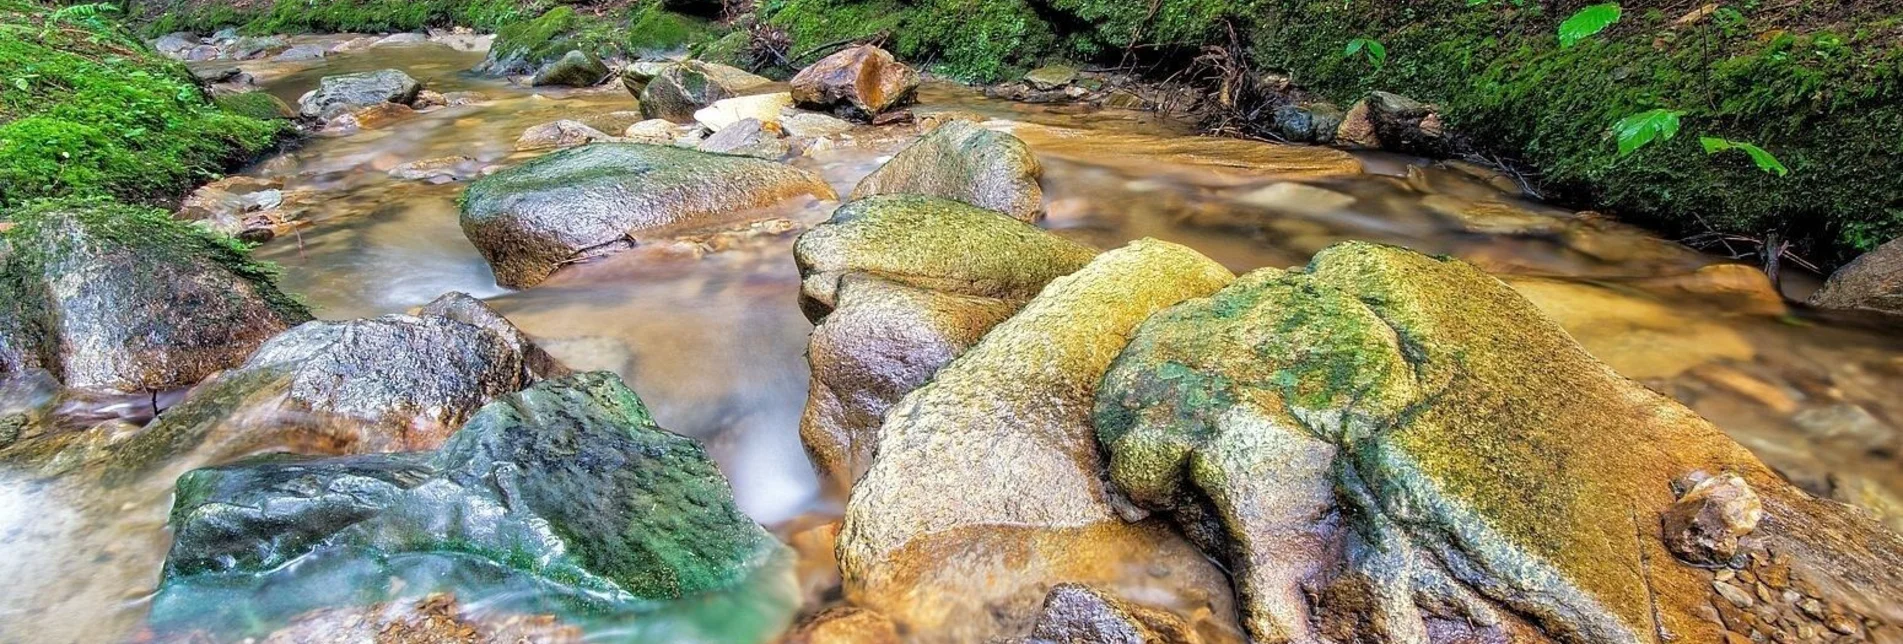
left=1715, top=580, right=1756, bottom=607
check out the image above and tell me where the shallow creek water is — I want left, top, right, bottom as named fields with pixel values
left=2, top=38, right=1900, bottom=643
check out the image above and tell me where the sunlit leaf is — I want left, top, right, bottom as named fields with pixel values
left=1701, top=137, right=1790, bottom=176
left=1559, top=3, right=1622, bottom=48
left=1344, top=37, right=1387, bottom=67
left=1611, top=108, right=1682, bottom=156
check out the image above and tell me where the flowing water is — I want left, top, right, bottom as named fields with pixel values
left=2, top=36, right=1900, bottom=643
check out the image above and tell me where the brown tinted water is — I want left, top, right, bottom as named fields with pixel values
left=1, top=37, right=1899, bottom=643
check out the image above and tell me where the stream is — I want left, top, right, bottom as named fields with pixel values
left=1, top=35, right=1900, bottom=643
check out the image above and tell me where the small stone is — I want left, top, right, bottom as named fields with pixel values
left=1716, top=580, right=1757, bottom=608
left=513, top=120, right=620, bottom=151
left=1663, top=471, right=1764, bottom=565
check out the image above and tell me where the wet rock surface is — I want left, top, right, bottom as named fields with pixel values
left=1095, top=242, right=1903, bottom=643
left=1809, top=237, right=1903, bottom=316
left=0, top=203, right=310, bottom=395
left=790, top=45, right=920, bottom=119
left=837, top=239, right=1242, bottom=641
left=296, top=69, right=421, bottom=120
left=848, top=120, right=1044, bottom=221
left=639, top=60, right=774, bottom=122
left=530, top=49, right=609, bottom=87
left=1023, top=584, right=1208, bottom=644
left=460, top=143, right=836, bottom=287
left=151, top=372, right=795, bottom=639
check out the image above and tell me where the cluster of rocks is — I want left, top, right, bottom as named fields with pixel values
left=984, top=63, right=1146, bottom=108
left=150, top=29, right=485, bottom=63
left=293, top=68, right=480, bottom=133
left=777, top=110, right=1903, bottom=642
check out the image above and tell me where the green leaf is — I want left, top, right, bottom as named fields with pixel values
left=1611, top=108, right=1682, bottom=157
left=1344, top=37, right=1387, bottom=67
left=1701, top=137, right=1790, bottom=177
left=1559, top=3, right=1621, bottom=48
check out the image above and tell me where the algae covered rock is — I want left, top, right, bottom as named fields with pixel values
left=151, top=372, right=797, bottom=641
left=639, top=60, right=774, bottom=122
left=1096, top=242, right=1903, bottom=643
left=837, top=239, right=1241, bottom=641
left=0, top=200, right=309, bottom=395
left=460, top=143, right=836, bottom=288
left=295, top=69, right=421, bottom=119
left=848, top=120, right=1044, bottom=221
left=1808, top=236, right=1903, bottom=316
left=531, top=49, right=610, bottom=87
left=792, top=195, right=1093, bottom=317
left=789, top=45, right=920, bottom=119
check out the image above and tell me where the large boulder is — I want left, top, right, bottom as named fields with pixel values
left=1096, top=242, right=1903, bottom=643
left=791, top=195, right=1096, bottom=318
left=149, top=372, right=798, bottom=641
left=460, top=143, right=836, bottom=288
left=638, top=60, right=774, bottom=122
left=530, top=49, right=610, bottom=87
left=0, top=201, right=309, bottom=395
left=295, top=69, right=421, bottom=120
left=789, top=45, right=919, bottom=119
left=793, top=197, right=1097, bottom=496
left=837, top=239, right=1242, bottom=641
left=848, top=120, right=1044, bottom=221
left=1808, top=236, right=1903, bottom=315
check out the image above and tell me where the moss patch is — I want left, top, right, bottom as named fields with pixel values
left=0, top=0, right=285, bottom=210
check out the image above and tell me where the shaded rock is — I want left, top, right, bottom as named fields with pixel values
left=271, top=43, right=328, bottom=62
left=1809, top=236, right=1903, bottom=316
left=409, top=89, right=448, bottom=109
left=0, top=202, right=309, bottom=395
left=1025, top=584, right=1206, bottom=644
left=296, top=69, right=421, bottom=120
left=531, top=49, right=610, bottom=87
left=1272, top=101, right=1344, bottom=144
left=792, top=194, right=1096, bottom=317
left=694, top=92, right=793, bottom=132
left=150, top=372, right=797, bottom=640
left=639, top=60, right=773, bottom=122
left=789, top=45, right=920, bottom=119
left=461, top=143, right=836, bottom=287
left=1334, top=91, right=1446, bottom=153
left=513, top=119, right=621, bottom=151
left=1663, top=472, right=1764, bottom=565
left=849, top=120, right=1043, bottom=221
left=801, top=276, right=1023, bottom=496
left=229, top=35, right=285, bottom=60
left=1023, top=64, right=1079, bottom=91
left=1095, top=241, right=1903, bottom=643
left=152, top=32, right=198, bottom=57
left=697, top=118, right=789, bottom=159
left=838, top=239, right=1240, bottom=641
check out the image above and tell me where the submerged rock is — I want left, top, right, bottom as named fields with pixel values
left=849, top=120, right=1044, bottom=221
left=639, top=60, right=774, bottom=122
left=295, top=69, right=421, bottom=120
left=837, top=239, right=1241, bottom=641
left=1272, top=101, right=1345, bottom=144
left=789, top=45, right=919, bottom=119
left=1095, top=241, right=1903, bottom=643
left=530, top=49, right=609, bottom=87
left=461, top=143, right=836, bottom=287
left=1809, top=236, right=1903, bottom=316
left=791, top=195, right=1096, bottom=317
left=151, top=372, right=796, bottom=640
left=0, top=201, right=309, bottom=395
left=513, top=119, right=621, bottom=151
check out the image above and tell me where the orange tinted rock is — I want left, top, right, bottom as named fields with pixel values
left=790, top=45, right=920, bottom=118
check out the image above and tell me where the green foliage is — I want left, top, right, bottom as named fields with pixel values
left=1344, top=37, right=1386, bottom=67
left=1611, top=108, right=1680, bottom=156
left=896, top=0, right=1054, bottom=82
left=0, top=0, right=284, bottom=209
left=141, top=0, right=536, bottom=36
left=1701, top=137, right=1789, bottom=176
left=625, top=4, right=714, bottom=52
left=1558, top=3, right=1621, bottom=48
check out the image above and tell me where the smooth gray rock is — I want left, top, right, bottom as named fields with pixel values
left=1809, top=237, right=1903, bottom=316
left=296, top=69, right=421, bottom=119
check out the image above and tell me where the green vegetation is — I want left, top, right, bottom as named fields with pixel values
left=1, top=0, right=284, bottom=210
left=487, top=4, right=714, bottom=72
left=140, top=0, right=539, bottom=36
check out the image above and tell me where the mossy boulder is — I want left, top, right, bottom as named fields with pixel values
left=791, top=194, right=1096, bottom=318
left=837, top=239, right=1240, bottom=640
left=150, top=372, right=796, bottom=639
left=1808, top=237, right=1903, bottom=316
left=848, top=120, right=1044, bottom=221
left=0, top=199, right=309, bottom=395
left=639, top=60, right=775, bottom=122
left=530, top=49, right=611, bottom=87
left=1095, top=242, right=1903, bottom=642
left=461, top=143, right=835, bottom=288
left=295, top=69, right=420, bottom=119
